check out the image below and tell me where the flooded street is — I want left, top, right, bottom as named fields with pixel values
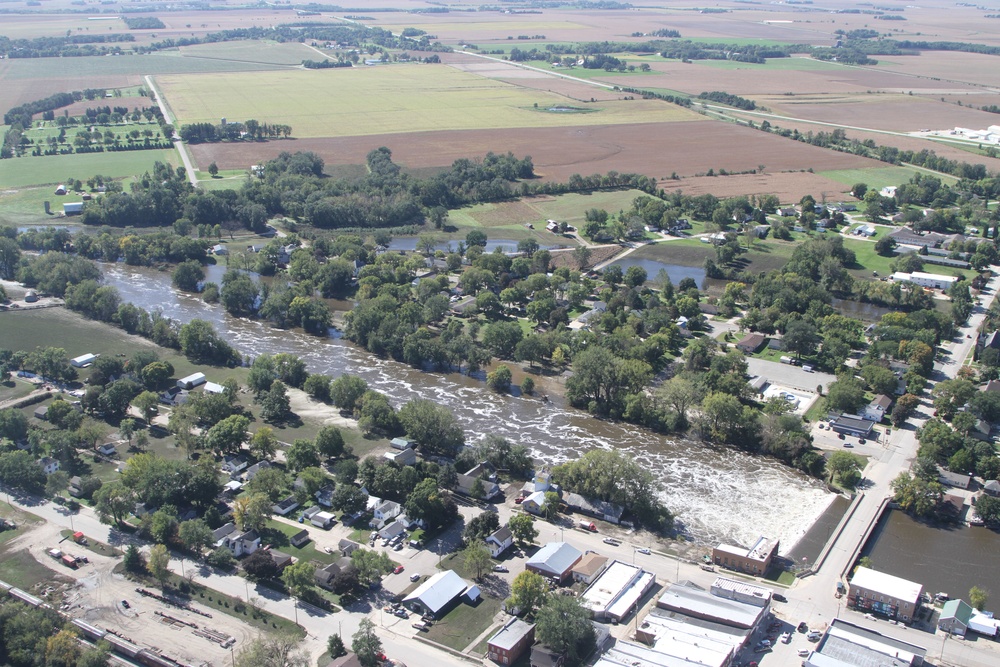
left=101, top=262, right=835, bottom=551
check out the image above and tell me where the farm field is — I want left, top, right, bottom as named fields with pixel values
left=818, top=167, right=938, bottom=191
left=0, top=149, right=177, bottom=188
left=176, top=40, right=318, bottom=66
left=156, top=65, right=701, bottom=138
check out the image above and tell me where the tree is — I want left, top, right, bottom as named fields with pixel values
left=119, top=418, right=137, bottom=446
left=260, top=380, right=291, bottom=422
left=536, top=595, right=596, bottom=664
left=285, top=439, right=320, bottom=473
left=462, top=541, right=492, bottom=580
left=148, top=543, right=171, bottom=587
left=208, top=162, right=219, bottom=177
left=352, top=618, right=383, bottom=667
left=45, top=470, right=69, bottom=498
left=509, top=571, right=548, bottom=617
left=249, top=426, right=278, bottom=461
left=248, top=466, right=288, bottom=501
left=205, top=415, right=250, bottom=455
left=464, top=511, right=500, bottom=543
left=281, top=560, right=316, bottom=598
left=330, top=374, right=369, bottom=412
left=233, top=492, right=272, bottom=531
left=487, top=365, right=512, bottom=392
left=316, top=425, right=347, bottom=459
left=521, top=377, right=535, bottom=395
left=133, top=391, right=160, bottom=423
left=975, top=495, right=1000, bottom=525
left=826, top=376, right=867, bottom=414
left=123, top=544, right=145, bottom=573
left=827, top=451, right=864, bottom=487
left=332, top=484, right=368, bottom=515
left=77, top=644, right=111, bottom=667
left=178, top=519, right=213, bottom=555
left=874, top=236, right=897, bottom=257
left=782, top=320, right=819, bottom=360
left=243, top=550, right=280, bottom=580
left=234, top=635, right=309, bottom=667
left=93, top=481, right=134, bottom=526
left=398, top=399, right=465, bottom=457
left=303, top=374, right=331, bottom=402
left=350, top=548, right=392, bottom=587
left=508, top=514, right=538, bottom=547
left=327, top=634, right=347, bottom=659
left=172, top=260, right=204, bottom=292
left=891, top=393, right=920, bottom=427
left=655, top=376, right=702, bottom=427
left=970, top=586, right=989, bottom=611
left=45, top=629, right=81, bottom=667
left=543, top=491, right=561, bottom=521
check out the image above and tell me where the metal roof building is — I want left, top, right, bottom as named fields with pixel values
left=656, top=581, right=768, bottom=630
left=403, top=570, right=471, bottom=617
left=526, top=542, right=582, bottom=582
left=582, top=560, right=656, bottom=622
left=805, top=619, right=926, bottom=667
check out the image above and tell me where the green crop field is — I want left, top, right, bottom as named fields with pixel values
left=818, top=167, right=948, bottom=191
left=0, top=148, right=177, bottom=188
left=156, top=65, right=702, bottom=138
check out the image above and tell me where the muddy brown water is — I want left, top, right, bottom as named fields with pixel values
left=100, top=262, right=836, bottom=550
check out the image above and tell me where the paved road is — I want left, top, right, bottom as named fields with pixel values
left=144, top=75, right=198, bottom=187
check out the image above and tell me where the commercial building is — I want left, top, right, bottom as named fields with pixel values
left=572, top=553, right=609, bottom=585
left=581, top=561, right=656, bottom=622
left=890, top=271, right=959, bottom=290
left=594, top=637, right=733, bottom=667
left=403, top=570, right=478, bottom=618
left=803, top=619, right=926, bottom=667
left=487, top=618, right=535, bottom=665
left=526, top=542, right=582, bottom=583
left=848, top=567, right=922, bottom=623
left=656, top=579, right=769, bottom=631
left=938, top=599, right=1000, bottom=637
left=830, top=414, right=874, bottom=439
left=711, top=536, right=778, bottom=575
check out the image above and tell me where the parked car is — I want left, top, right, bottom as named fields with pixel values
left=797, top=622, right=809, bottom=633
left=798, top=649, right=810, bottom=657
left=808, top=631, right=822, bottom=641
left=636, top=547, right=651, bottom=555
left=412, top=622, right=428, bottom=631
left=773, top=593, right=787, bottom=602
left=393, top=543, right=403, bottom=551
left=120, top=600, right=130, bottom=609
left=858, top=438, right=866, bottom=445
left=410, top=573, right=421, bottom=582
left=602, top=538, right=620, bottom=546
left=394, top=609, right=408, bottom=619
left=781, top=632, right=792, bottom=644
left=700, top=564, right=715, bottom=572
left=493, top=565, right=508, bottom=572
left=393, top=565, right=405, bottom=574
left=756, top=639, right=771, bottom=648
left=838, top=433, right=846, bottom=440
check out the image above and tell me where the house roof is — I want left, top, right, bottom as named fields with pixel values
left=324, top=652, right=363, bottom=667
left=871, top=394, right=892, bottom=410
left=572, top=552, right=609, bottom=578
left=983, top=379, right=1000, bottom=393
left=403, top=570, right=469, bottom=614
left=736, top=333, right=766, bottom=349
left=938, top=468, right=971, bottom=488
left=488, top=618, right=535, bottom=651
left=523, top=490, right=547, bottom=507
left=375, top=500, right=400, bottom=515
left=984, top=480, right=1000, bottom=493
left=850, top=567, right=922, bottom=604
left=527, top=542, right=583, bottom=577
left=487, top=526, right=513, bottom=544
left=562, top=492, right=624, bottom=520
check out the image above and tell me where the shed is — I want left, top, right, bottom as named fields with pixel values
left=390, top=437, right=415, bottom=450
left=63, top=202, right=83, bottom=215
left=71, top=353, right=97, bottom=368
left=33, top=405, right=49, bottom=420
left=177, top=372, right=207, bottom=390
left=290, top=530, right=310, bottom=547
left=311, top=511, right=336, bottom=529
left=204, top=381, right=225, bottom=394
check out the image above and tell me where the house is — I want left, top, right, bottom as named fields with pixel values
left=712, top=536, right=779, bottom=575
left=211, top=244, right=228, bottom=256
left=63, top=202, right=84, bottom=216
left=983, top=331, right=1000, bottom=350
left=315, top=562, right=342, bottom=590
left=212, top=522, right=237, bottom=546
left=390, top=437, right=415, bottom=450
left=938, top=599, right=972, bottom=637
left=546, top=219, right=560, bottom=232
left=290, top=529, right=310, bottom=548
left=571, top=552, right=609, bottom=585
left=378, top=519, right=406, bottom=541
left=244, top=460, right=270, bottom=481
left=581, top=560, right=656, bottom=622
left=204, top=381, right=225, bottom=395
left=272, top=496, right=299, bottom=516
left=450, top=296, right=477, bottom=317
left=222, top=480, right=243, bottom=496
left=223, top=529, right=260, bottom=557
left=177, top=372, right=207, bottom=390
left=736, top=333, right=767, bottom=354
left=372, top=500, right=401, bottom=527
left=526, top=542, right=583, bottom=583
left=339, top=539, right=361, bottom=556
left=562, top=492, right=624, bottom=524
left=398, top=512, right=425, bottom=530
left=67, top=476, right=83, bottom=498
left=937, top=468, right=972, bottom=490
left=984, top=479, right=1000, bottom=497
left=776, top=207, right=797, bottom=217
left=982, top=379, right=1000, bottom=393
left=529, top=645, right=565, bottom=667
left=70, top=353, right=97, bottom=368
left=302, top=505, right=323, bottom=522
left=222, top=454, right=249, bottom=475
left=831, top=414, right=874, bottom=439
left=384, top=448, right=417, bottom=466
left=38, top=457, right=60, bottom=474
left=487, top=618, right=536, bottom=666
left=315, top=485, right=334, bottom=507
left=33, top=405, right=49, bottom=420
left=848, top=566, right=923, bottom=623
left=863, top=394, right=892, bottom=422
left=269, top=550, right=293, bottom=571
left=159, top=387, right=189, bottom=406
left=485, top=526, right=513, bottom=558
left=855, top=224, right=876, bottom=237
left=456, top=473, right=501, bottom=500
left=403, top=570, right=476, bottom=618
left=521, top=491, right=548, bottom=516
left=310, top=511, right=336, bottom=529
left=97, top=443, right=117, bottom=457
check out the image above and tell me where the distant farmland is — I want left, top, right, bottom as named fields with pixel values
left=0, top=149, right=177, bottom=188
left=156, top=64, right=702, bottom=138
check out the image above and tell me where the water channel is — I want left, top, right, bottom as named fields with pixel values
left=99, top=262, right=836, bottom=551
left=860, top=509, right=1000, bottom=599
left=607, top=257, right=707, bottom=287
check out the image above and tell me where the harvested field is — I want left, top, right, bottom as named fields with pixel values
left=177, top=40, right=317, bottom=66
left=867, top=51, right=1000, bottom=90
left=664, top=171, right=853, bottom=203
left=190, top=120, right=877, bottom=188
left=550, top=244, right=621, bottom=270
left=156, top=65, right=700, bottom=138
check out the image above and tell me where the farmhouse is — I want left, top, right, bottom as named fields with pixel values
left=38, top=457, right=60, bottom=474
left=848, top=566, right=922, bottom=623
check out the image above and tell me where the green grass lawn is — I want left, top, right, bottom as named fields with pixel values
left=262, top=520, right=338, bottom=566
left=60, top=529, right=121, bottom=558
left=422, top=596, right=502, bottom=651
left=0, top=149, right=177, bottom=188
left=819, top=167, right=955, bottom=191
left=841, top=237, right=976, bottom=281
left=0, top=378, right=37, bottom=404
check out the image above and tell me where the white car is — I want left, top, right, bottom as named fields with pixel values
left=798, top=649, right=810, bottom=657
left=636, top=548, right=650, bottom=555
left=781, top=632, right=791, bottom=644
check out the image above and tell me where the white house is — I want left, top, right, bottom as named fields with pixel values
left=863, top=394, right=892, bottom=423
left=310, top=511, right=336, bottom=529
left=223, top=529, right=260, bottom=557
left=371, top=500, right=401, bottom=528
left=378, top=519, right=406, bottom=540
left=38, top=457, right=60, bottom=474
left=97, top=443, right=117, bottom=457
left=486, top=526, right=514, bottom=558
left=211, top=244, right=228, bottom=256
left=384, top=448, right=417, bottom=466
left=272, top=496, right=299, bottom=516
left=522, top=491, right=548, bottom=516
left=222, top=454, right=249, bottom=475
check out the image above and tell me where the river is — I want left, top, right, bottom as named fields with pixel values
left=100, top=262, right=835, bottom=551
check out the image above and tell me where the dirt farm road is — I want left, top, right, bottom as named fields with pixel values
left=144, top=75, right=199, bottom=187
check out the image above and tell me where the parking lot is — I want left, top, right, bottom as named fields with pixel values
left=810, top=420, right=889, bottom=460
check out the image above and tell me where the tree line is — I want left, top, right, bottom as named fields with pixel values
left=179, top=120, right=293, bottom=144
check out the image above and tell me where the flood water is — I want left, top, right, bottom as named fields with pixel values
left=100, top=262, right=835, bottom=551
left=860, top=509, right=1000, bottom=599
left=608, top=257, right=707, bottom=287
left=386, top=237, right=559, bottom=254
